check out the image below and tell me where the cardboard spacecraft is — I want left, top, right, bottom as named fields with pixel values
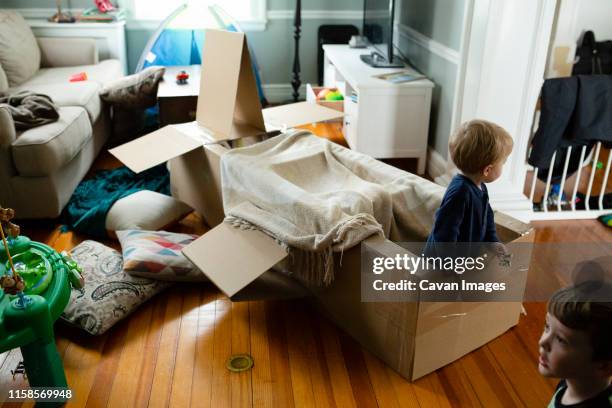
left=110, top=29, right=533, bottom=381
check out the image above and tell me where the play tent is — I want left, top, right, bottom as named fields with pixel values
left=136, top=4, right=267, bottom=105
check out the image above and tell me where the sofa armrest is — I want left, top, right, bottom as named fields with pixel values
left=38, top=37, right=99, bottom=68
left=0, top=106, right=17, bottom=178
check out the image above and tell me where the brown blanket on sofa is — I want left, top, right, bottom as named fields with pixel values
left=0, top=90, right=59, bottom=130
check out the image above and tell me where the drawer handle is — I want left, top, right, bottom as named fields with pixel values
left=188, top=110, right=196, bottom=119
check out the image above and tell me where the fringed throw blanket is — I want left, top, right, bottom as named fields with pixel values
left=221, top=130, right=445, bottom=286
left=0, top=91, right=59, bottom=130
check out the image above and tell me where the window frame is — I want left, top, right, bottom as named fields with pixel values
left=119, top=0, right=267, bottom=31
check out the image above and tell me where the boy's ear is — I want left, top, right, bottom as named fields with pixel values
left=482, top=164, right=493, bottom=176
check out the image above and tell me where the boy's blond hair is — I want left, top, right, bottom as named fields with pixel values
left=449, top=119, right=513, bottom=175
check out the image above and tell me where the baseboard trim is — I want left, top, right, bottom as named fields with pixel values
left=263, top=84, right=308, bottom=104
left=396, top=23, right=460, bottom=66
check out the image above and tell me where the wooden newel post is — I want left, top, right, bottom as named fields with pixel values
left=291, top=0, right=302, bottom=102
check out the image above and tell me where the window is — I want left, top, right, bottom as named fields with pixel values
left=122, top=0, right=267, bottom=31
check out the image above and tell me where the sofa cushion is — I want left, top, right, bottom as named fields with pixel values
left=0, top=63, right=8, bottom=93
left=12, top=106, right=91, bottom=176
left=0, top=11, right=40, bottom=86
left=13, top=82, right=102, bottom=123
left=22, top=59, right=122, bottom=88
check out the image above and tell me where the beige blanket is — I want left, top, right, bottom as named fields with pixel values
left=222, top=130, right=445, bottom=285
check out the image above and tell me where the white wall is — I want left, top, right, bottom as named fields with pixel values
left=546, top=0, right=612, bottom=77
left=394, top=0, right=468, bottom=170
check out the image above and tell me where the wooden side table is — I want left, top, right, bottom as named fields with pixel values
left=157, top=65, right=201, bottom=126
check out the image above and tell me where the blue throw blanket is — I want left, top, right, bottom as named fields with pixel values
left=63, top=165, right=170, bottom=238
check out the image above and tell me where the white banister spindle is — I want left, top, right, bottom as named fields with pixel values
left=571, top=145, right=587, bottom=211
left=529, top=167, right=538, bottom=203
left=526, top=144, right=609, bottom=218
left=585, top=142, right=602, bottom=211
left=542, top=151, right=557, bottom=212
left=598, top=151, right=611, bottom=210
left=557, top=146, right=572, bottom=211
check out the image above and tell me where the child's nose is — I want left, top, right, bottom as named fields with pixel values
left=538, top=332, right=551, bottom=351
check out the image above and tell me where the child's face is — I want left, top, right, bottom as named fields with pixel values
left=481, top=156, right=507, bottom=183
left=538, top=313, right=600, bottom=379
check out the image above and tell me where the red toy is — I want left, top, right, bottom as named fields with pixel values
left=69, top=72, right=88, bottom=82
left=176, top=70, right=189, bottom=85
left=94, top=0, right=115, bottom=13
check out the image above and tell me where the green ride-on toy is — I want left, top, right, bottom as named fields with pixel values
left=0, top=207, right=83, bottom=406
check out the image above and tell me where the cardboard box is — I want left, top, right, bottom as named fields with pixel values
left=110, top=29, right=533, bottom=381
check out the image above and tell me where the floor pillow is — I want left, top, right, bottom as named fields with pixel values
left=117, top=230, right=207, bottom=282
left=99, top=66, right=165, bottom=109
left=106, top=190, right=192, bottom=237
left=61, top=240, right=171, bottom=335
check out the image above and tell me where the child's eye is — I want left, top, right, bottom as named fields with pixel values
left=544, top=323, right=550, bottom=332
left=556, top=335, right=568, bottom=345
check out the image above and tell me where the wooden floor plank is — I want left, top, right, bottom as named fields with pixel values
left=339, top=333, right=379, bottom=408
left=62, top=332, right=107, bottom=408
left=385, top=366, right=421, bottom=408
left=249, top=301, right=274, bottom=408
left=313, top=317, right=357, bottom=408
left=134, top=295, right=168, bottom=408
left=412, top=373, right=452, bottom=408
left=230, top=301, right=252, bottom=408
left=459, top=348, right=523, bottom=407
left=147, top=287, right=184, bottom=408
left=168, top=286, right=201, bottom=408
left=189, top=286, right=217, bottom=408
left=363, top=351, right=401, bottom=408
left=106, top=299, right=155, bottom=408
left=486, top=331, right=555, bottom=407
left=209, top=296, right=232, bottom=408
left=265, top=301, right=295, bottom=408
left=84, top=320, right=129, bottom=408
left=437, top=361, right=482, bottom=407
left=284, top=302, right=318, bottom=408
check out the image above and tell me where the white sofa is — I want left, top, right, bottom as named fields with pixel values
left=0, top=10, right=122, bottom=218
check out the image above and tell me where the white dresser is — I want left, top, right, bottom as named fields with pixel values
left=27, top=19, right=128, bottom=75
left=323, top=45, right=434, bottom=174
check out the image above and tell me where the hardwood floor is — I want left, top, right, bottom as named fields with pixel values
left=1, top=125, right=610, bottom=407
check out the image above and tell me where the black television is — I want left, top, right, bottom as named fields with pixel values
left=361, top=0, right=404, bottom=68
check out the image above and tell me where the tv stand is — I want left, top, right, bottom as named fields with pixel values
left=360, top=52, right=405, bottom=68
left=323, top=44, right=433, bottom=174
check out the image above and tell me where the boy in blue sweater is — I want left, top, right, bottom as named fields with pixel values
left=426, top=120, right=513, bottom=248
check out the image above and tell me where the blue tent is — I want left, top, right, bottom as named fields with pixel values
left=136, top=4, right=267, bottom=105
